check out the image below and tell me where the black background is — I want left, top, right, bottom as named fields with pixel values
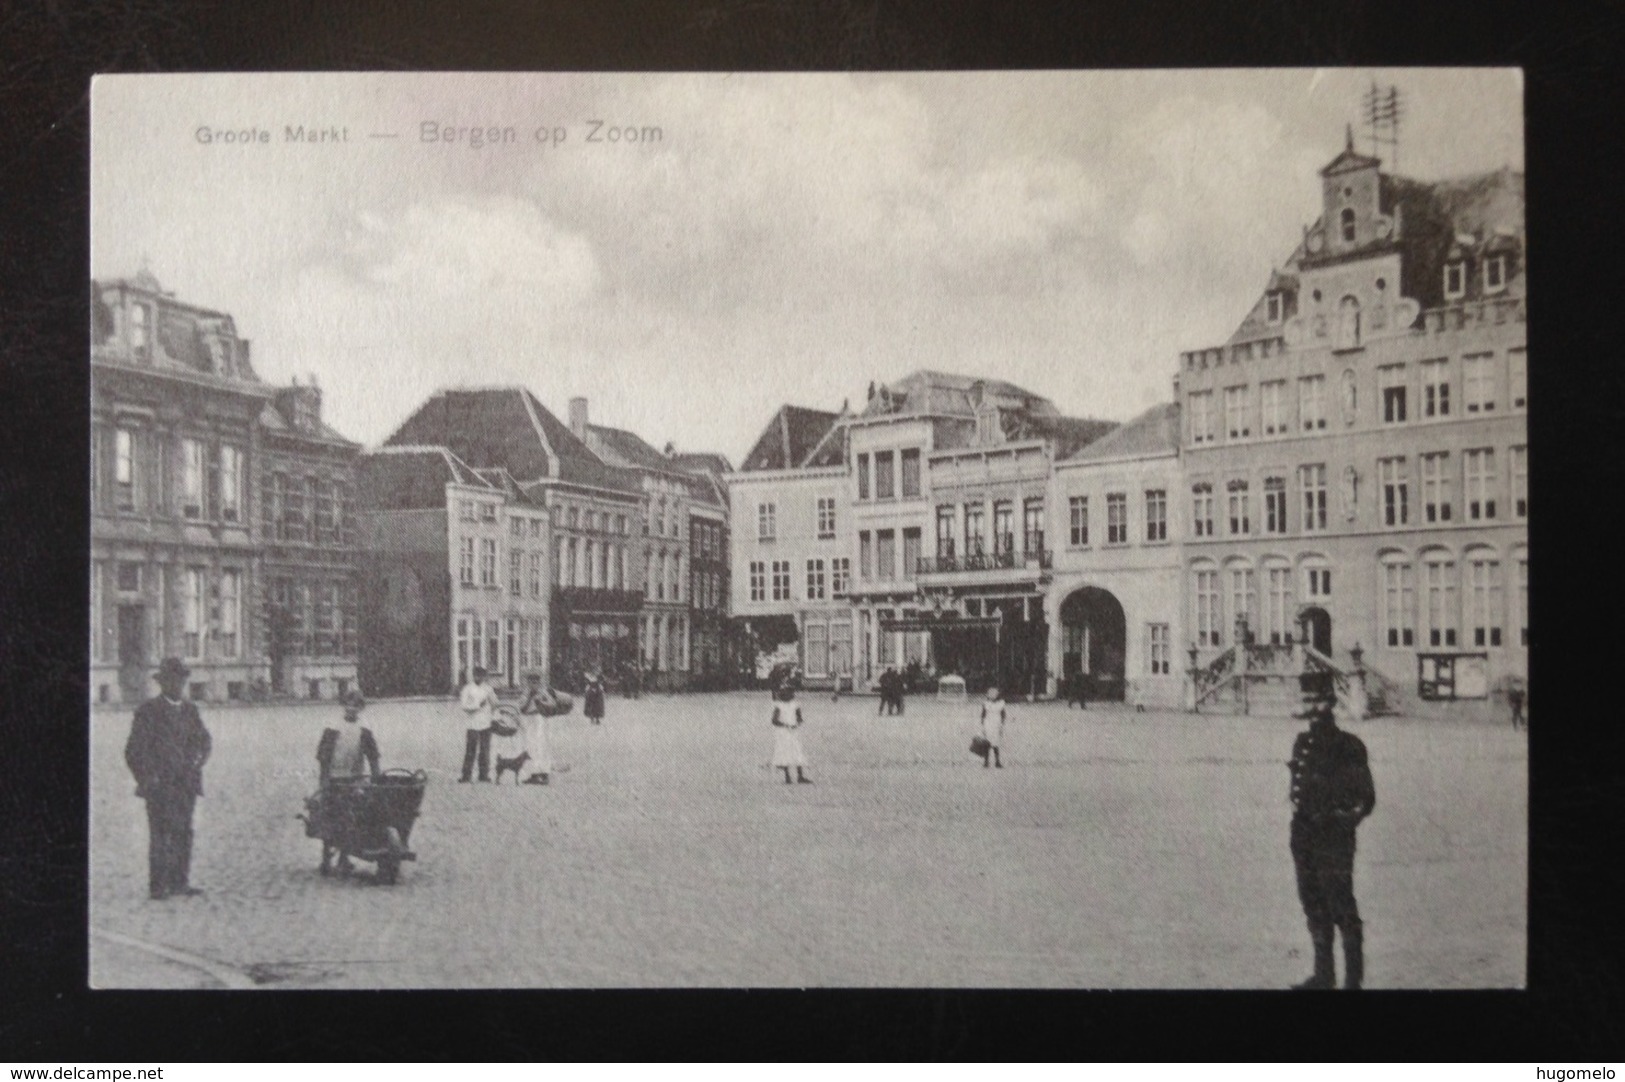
left=1, top=0, right=1620, bottom=1062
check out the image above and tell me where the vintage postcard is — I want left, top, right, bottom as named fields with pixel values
left=89, top=70, right=1526, bottom=989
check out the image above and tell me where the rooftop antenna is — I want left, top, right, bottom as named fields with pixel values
left=1362, top=81, right=1404, bottom=170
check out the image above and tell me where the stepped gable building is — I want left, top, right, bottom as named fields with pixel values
left=258, top=379, right=362, bottom=700
left=855, top=370, right=1115, bottom=696
left=728, top=403, right=854, bottom=688
left=1177, top=130, right=1526, bottom=708
left=571, top=398, right=733, bottom=689
left=92, top=271, right=362, bottom=704
left=365, top=387, right=644, bottom=694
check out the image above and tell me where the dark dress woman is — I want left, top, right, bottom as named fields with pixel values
left=584, top=673, right=607, bottom=724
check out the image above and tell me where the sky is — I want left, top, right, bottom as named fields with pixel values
left=91, top=70, right=1523, bottom=466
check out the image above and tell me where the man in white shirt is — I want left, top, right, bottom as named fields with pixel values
left=458, top=665, right=498, bottom=783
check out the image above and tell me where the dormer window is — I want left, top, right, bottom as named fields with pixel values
left=1444, top=261, right=1466, bottom=300
left=1339, top=207, right=1356, bottom=244
left=1265, top=292, right=1283, bottom=324
left=129, top=303, right=150, bottom=358
left=1484, top=255, right=1507, bottom=293
left=976, top=408, right=1001, bottom=445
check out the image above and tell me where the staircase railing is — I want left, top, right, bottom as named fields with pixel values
left=1191, top=646, right=1238, bottom=709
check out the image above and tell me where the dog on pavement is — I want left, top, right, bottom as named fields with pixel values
left=493, top=750, right=531, bottom=785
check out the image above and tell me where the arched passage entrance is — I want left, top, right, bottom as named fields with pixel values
left=1300, top=606, right=1332, bottom=656
left=1060, top=587, right=1127, bottom=702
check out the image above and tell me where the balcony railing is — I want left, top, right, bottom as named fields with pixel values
left=917, top=549, right=1052, bottom=575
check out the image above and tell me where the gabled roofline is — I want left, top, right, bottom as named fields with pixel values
left=516, top=388, right=561, bottom=480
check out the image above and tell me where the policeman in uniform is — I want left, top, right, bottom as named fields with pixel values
left=1287, top=669, right=1376, bottom=989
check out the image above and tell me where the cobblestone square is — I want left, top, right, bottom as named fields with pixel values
left=90, top=693, right=1526, bottom=989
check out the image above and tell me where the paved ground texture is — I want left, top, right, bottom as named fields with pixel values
left=89, top=693, right=1526, bottom=989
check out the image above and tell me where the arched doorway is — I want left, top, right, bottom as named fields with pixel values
left=1060, top=587, right=1127, bottom=701
left=1301, top=606, right=1332, bottom=656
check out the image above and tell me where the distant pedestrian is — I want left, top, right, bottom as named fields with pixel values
left=518, top=673, right=560, bottom=784
left=1064, top=672, right=1088, bottom=710
left=1287, top=670, right=1376, bottom=990
left=314, top=690, right=381, bottom=875
left=583, top=670, right=607, bottom=725
left=124, top=657, right=212, bottom=900
left=1507, top=680, right=1526, bottom=731
left=769, top=685, right=812, bottom=785
left=458, top=665, right=498, bottom=782
left=978, top=686, right=1006, bottom=769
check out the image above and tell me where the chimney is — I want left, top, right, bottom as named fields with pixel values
left=569, top=396, right=588, bottom=438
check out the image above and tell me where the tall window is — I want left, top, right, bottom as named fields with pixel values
left=183, top=568, right=204, bottom=659
left=1264, top=563, right=1292, bottom=645
left=1298, top=376, right=1327, bottom=431
left=1336, top=296, right=1361, bottom=350
left=1304, top=564, right=1332, bottom=600
left=219, top=445, right=242, bottom=522
left=757, top=502, right=776, bottom=541
left=817, top=497, right=837, bottom=539
left=1421, top=358, right=1450, bottom=417
left=1023, top=499, right=1045, bottom=553
left=1266, top=292, right=1284, bottom=324
left=1189, top=391, right=1214, bottom=444
left=1380, top=364, right=1407, bottom=424
left=1195, top=569, right=1222, bottom=646
left=1145, top=489, right=1167, bottom=542
left=1510, top=446, right=1528, bottom=519
left=1379, top=457, right=1409, bottom=527
left=856, top=453, right=870, bottom=500
left=218, top=570, right=240, bottom=658
left=1420, top=452, right=1453, bottom=523
left=1191, top=484, right=1214, bottom=538
left=1465, top=449, right=1498, bottom=521
left=1467, top=552, right=1504, bottom=647
left=1148, top=624, right=1171, bottom=675
left=936, top=505, right=957, bottom=557
left=1261, top=380, right=1288, bottom=436
left=479, top=538, right=497, bottom=586
left=771, top=560, right=792, bottom=601
left=654, top=552, right=665, bottom=600
left=1423, top=553, right=1458, bottom=647
left=806, top=559, right=826, bottom=601
left=509, top=549, right=523, bottom=596
left=529, top=552, right=543, bottom=599
left=459, top=537, right=476, bottom=586
left=1299, top=465, right=1327, bottom=532
left=182, top=438, right=206, bottom=519
left=993, top=502, right=1014, bottom=554
left=1068, top=496, right=1089, bottom=547
left=902, top=527, right=922, bottom=577
left=115, top=428, right=136, bottom=511
left=1226, top=481, right=1250, bottom=536
left=1105, top=494, right=1127, bottom=545
left=1263, top=477, right=1287, bottom=534
left=1516, top=554, right=1529, bottom=646
left=1228, top=565, right=1257, bottom=635
left=461, top=500, right=478, bottom=523
left=831, top=557, right=850, bottom=598
left=749, top=561, right=766, bottom=602
left=1339, top=206, right=1356, bottom=243
left=963, top=503, right=984, bottom=555
left=1485, top=254, right=1507, bottom=292
left=1464, top=354, right=1496, bottom=413
left=1224, top=386, right=1250, bottom=439
left=1382, top=558, right=1416, bottom=647
left=900, top=448, right=921, bottom=498
left=486, top=620, right=501, bottom=676
left=874, top=451, right=896, bottom=499
left=876, top=529, right=896, bottom=580
left=129, top=302, right=150, bottom=356
left=1509, top=349, right=1526, bottom=409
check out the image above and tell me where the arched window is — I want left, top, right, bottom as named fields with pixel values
left=1261, top=556, right=1293, bottom=644
left=1463, top=545, right=1504, bottom=648
left=1340, top=207, right=1357, bottom=244
left=1420, top=547, right=1459, bottom=648
left=1378, top=549, right=1415, bottom=648
left=1511, top=545, right=1528, bottom=649
left=1224, top=557, right=1257, bottom=643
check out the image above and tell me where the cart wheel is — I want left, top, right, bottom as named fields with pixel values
left=376, top=827, right=404, bottom=886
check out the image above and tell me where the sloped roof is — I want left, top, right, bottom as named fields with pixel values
left=669, top=451, right=733, bottom=475
left=1062, top=403, right=1178, bottom=463
left=1019, top=415, right=1120, bottom=459
left=357, top=445, right=496, bottom=510
left=739, top=405, right=842, bottom=472
left=382, top=387, right=641, bottom=495
left=587, top=423, right=674, bottom=471
left=860, top=370, right=1056, bottom=419
left=258, top=402, right=358, bottom=448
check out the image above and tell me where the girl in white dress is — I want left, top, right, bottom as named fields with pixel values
left=518, top=674, right=556, bottom=784
left=979, top=686, right=1006, bottom=769
left=770, top=686, right=812, bottom=785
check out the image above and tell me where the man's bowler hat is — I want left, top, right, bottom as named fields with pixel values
left=153, top=657, right=191, bottom=681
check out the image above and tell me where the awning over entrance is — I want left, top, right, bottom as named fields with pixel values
left=880, top=614, right=1003, bottom=634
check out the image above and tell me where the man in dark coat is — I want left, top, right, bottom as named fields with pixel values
left=1287, top=669, right=1376, bottom=989
left=124, top=657, right=212, bottom=900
